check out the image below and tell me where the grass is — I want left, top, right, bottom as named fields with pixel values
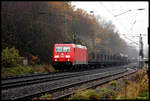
left=40, top=93, right=52, bottom=100
left=1, top=64, right=56, bottom=77
left=2, top=65, right=148, bottom=100
left=108, top=80, right=118, bottom=88
left=69, top=67, right=149, bottom=100
left=32, top=93, right=52, bottom=100
left=1, top=65, right=34, bottom=77
left=69, top=89, right=101, bottom=100
left=116, top=80, right=140, bottom=99
left=116, top=68, right=149, bottom=100
left=32, top=64, right=56, bottom=73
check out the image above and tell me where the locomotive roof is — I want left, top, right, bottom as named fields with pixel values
left=54, top=43, right=87, bottom=49
left=75, top=44, right=87, bottom=49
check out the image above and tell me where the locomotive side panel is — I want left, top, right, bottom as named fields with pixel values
left=74, top=45, right=88, bottom=65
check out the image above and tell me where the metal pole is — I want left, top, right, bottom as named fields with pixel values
left=141, top=34, right=144, bottom=68
left=73, top=32, right=76, bottom=44
left=64, top=11, right=67, bottom=39
left=64, top=3, right=67, bottom=42
left=89, top=11, right=96, bottom=60
left=139, top=34, right=144, bottom=68
left=94, top=18, right=98, bottom=60
left=139, top=34, right=140, bottom=68
left=72, top=14, right=77, bottom=44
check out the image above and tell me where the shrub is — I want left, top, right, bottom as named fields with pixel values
left=109, top=80, right=118, bottom=88
left=101, top=88, right=112, bottom=97
left=116, top=68, right=149, bottom=100
left=136, top=96, right=147, bottom=100
left=32, top=64, right=56, bottom=73
left=70, top=89, right=100, bottom=100
left=2, top=65, right=34, bottom=77
left=40, top=93, right=52, bottom=100
left=2, top=47, right=21, bottom=68
left=25, top=53, right=40, bottom=65
left=31, top=55, right=40, bottom=65
left=32, top=93, right=52, bottom=100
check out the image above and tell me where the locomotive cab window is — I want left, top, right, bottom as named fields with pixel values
left=55, top=46, right=70, bottom=52
left=55, top=47, right=62, bottom=52
left=63, top=47, right=70, bottom=52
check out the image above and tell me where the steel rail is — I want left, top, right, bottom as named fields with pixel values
left=2, top=68, right=127, bottom=100
left=2, top=65, right=127, bottom=89
left=53, top=68, right=137, bottom=100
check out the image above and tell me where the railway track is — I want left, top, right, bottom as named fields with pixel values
left=1, top=72, right=55, bottom=80
left=52, top=68, right=137, bottom=100
left=2, top=65, right=126, bottom=89
left=2, top=65, right=137, bottom=100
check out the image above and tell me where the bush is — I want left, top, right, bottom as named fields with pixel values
left=70, top=89, right=100, bottom=100
left=2, top=47, right=22, bottom=68
left=116, top=68, right=149, bottom=100
left=32, top=64, right=56, bottom=73
left=99, top=88, right=112, bottom=99
left=32, top=93, right=52, bottom=100
left=40, top=93, right=52, bottom=100
left=27, top=53, right=40, bottom=65
left=109, top=80, right=118, bottom=88
left=2, top=65, right=34, bottom=77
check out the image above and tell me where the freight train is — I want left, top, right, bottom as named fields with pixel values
left=52, top=43, right=129, bottom=71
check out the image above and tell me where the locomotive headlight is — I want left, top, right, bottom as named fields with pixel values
left=66, top=55, right=70, bottom=58
left=55, top=59, right=57, bottom=61
left=67, top=59, right=70, bottom=61
left=55, top=55, right=59, bottom=58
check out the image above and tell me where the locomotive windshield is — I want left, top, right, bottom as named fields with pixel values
left=55, top=46, right=70, bottom=52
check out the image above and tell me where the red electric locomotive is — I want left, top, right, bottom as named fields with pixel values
left=52, top=43, right=88, bottom=70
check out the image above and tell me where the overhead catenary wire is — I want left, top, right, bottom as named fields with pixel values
left=99, top=2, right=144, bottom=47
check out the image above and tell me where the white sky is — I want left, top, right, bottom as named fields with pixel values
left=71, top=1, right=149, bottom=51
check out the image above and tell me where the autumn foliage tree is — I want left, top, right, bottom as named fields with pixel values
left=1, top=2, right=138, bottom=64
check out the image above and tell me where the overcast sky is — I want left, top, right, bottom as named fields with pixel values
left=71, top=1, right=149, bottom=51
